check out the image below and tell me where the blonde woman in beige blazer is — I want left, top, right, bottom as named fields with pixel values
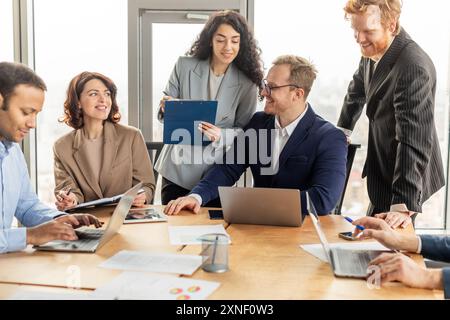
left=53, top=72, right=155, bottom=211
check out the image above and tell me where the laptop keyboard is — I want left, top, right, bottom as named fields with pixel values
left=75, top=228, right=104, bottom=239
left=66, top=228, right=105, bottom=250
left=333, top=248, right=379, bottom=275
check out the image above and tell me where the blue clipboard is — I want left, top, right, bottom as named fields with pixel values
left=163, top=100, right=218, bottom=146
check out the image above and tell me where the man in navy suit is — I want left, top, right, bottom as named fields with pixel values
left=164, top=55, right=347, bottom=216
left=352, top=217, right=449, bottom=299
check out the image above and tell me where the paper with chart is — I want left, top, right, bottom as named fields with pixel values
left=300, top=241, right=391, bottom=263
left=99, top=250, right=203, bottom=275
left=168, top=224, right=231, bottom=245
left=93, top=272, right=220, bottom=300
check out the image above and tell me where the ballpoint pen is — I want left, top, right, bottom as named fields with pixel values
left=343, top=216, right=365, bottom=231
left=59, top=188, right=74, bottom=208
left=57, top=187, right=71, bottom=200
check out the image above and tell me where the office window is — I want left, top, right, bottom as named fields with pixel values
left=254, top=0, right=450, bottom=229
left=33, top=0, right=128, bottom=205
left=400, top=2, right=449, bottom=229
left=0, top=0, right=14, bottom=62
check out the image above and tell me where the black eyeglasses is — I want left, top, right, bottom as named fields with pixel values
left=260, top=79, right=301, bottom=97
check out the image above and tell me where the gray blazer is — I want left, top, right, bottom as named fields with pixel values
left=155, top=56, right=257, bottom=190
left=420, top=235, right=450, bottom=299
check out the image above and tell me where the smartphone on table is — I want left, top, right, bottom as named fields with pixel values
left=338, top=231, right=359, bottom=241
left=208, top=210, right=224, bottom=220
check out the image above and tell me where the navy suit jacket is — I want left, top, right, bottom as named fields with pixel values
left=420, top=235, right=450, bottom=299
left=191, top=106, right=348, bottom=215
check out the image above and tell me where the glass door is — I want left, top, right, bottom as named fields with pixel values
left=140, top=11, right=212, bottom=141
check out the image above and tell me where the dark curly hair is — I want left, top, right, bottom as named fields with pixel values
left=187, top=10, right=264, bottom=87
left=60, top=72, right=121, bottom=129
left=0, top=62, right=46, bottom=110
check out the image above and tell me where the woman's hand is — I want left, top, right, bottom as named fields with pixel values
left=159, top=95, right=177, bottom=114
left=55, top=189, right=78, bottom=211
left=132, top=192, right=147, bottom=208
left=198, top=122, right=222, bottom=142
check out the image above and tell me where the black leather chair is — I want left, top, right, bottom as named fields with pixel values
left=334, top=143, right=361, bottom=215
left=146, top=142, right=164, bottom=204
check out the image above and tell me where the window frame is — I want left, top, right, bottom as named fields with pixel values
left=11, top=0, right=450, bottom=231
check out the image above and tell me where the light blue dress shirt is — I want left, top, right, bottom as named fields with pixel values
left=0, top=141, right=61, bottom=254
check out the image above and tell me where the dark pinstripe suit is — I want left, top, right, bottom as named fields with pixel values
left=338, top=28, right=445, bottom=214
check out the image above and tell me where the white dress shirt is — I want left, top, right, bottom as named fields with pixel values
left=270, top=105, right=308, bottom=173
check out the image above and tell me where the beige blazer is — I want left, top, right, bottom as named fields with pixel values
left=53, top=122, right=155, bottom=204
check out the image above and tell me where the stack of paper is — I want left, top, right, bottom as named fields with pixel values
left=168, top=224, right=231, bottom=245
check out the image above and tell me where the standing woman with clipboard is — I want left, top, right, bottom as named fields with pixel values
left=155, top=10, right=263, bottom=206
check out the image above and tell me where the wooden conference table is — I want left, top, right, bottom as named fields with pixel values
left=0, top=205, right=444, bottom=299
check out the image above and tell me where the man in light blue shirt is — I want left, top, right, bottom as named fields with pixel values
left=0, top=62, right=102, bottom=254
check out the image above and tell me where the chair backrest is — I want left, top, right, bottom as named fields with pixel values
left=334, top=143, right=361, bottom=215
left=145, top=142, right=164, bottom=204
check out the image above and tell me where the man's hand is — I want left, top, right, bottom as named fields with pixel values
left=369, top=252, right=443, bottom=290
left=26, top=220, right=78, bottom=246
left=55, top=214, right=103, bottom=229
left=163, top=196, right=201, bottom=215
left=375, top=211, right=412, bottom=229
left=345, top=135, right=351, bottom=145
left=132, top=193, right=147, bottom=208
left=27, top=214, right=104, bottom=246
left=352, top=216, right=418, bottom=252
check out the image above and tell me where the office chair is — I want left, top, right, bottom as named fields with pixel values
left=334, top=143, right=361, bottom=215
left=145, top=141, right=164, bottom=204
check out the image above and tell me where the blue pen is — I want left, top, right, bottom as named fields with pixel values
left=344, top=216, right=365, bottom=231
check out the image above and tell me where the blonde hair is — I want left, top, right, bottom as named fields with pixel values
left=344, top=0, right=402, bottom=35
left=272, top=55, right=318, bottom=99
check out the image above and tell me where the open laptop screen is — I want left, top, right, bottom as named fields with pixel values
left=97, top=183, right=142, bottom=249
left=307, top=192, right=333, bottom=264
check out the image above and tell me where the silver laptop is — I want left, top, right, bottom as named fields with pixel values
left=218, top=187, right=302, bottom=227
left=308, top=210, right=386, bottom=278
left=35, top=183, right=142, bottom=253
